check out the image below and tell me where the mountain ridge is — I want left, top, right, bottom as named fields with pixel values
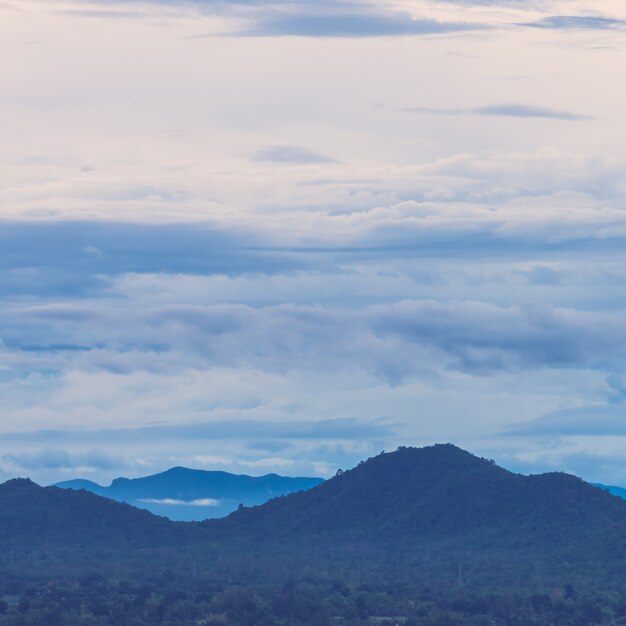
left=3, top=443, right=626, bottom=582
left=210, top=443, right=626, bottom=554
left=54, top=466, right=324, bottom=521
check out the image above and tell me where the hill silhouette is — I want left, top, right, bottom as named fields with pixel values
left=4, top=445, right=626, bottom=624
left=217, top=444, right=625, bottom=541
left=0, top=478, right=182, bottom=551
left=55, top=467, right=323, bottom=521
left=2, top=444, right=626, bottom=583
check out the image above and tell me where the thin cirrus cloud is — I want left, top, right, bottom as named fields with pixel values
left=405, top=103, right=593, bottom=121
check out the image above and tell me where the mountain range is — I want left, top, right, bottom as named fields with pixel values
left=51, top=463, right=626, bottom=525
left=2, top=444, right=626, bottom=587
left=54, top=468, right=323, bottom=521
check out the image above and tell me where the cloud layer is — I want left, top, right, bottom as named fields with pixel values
left=2, top=0, right=626, bottom=485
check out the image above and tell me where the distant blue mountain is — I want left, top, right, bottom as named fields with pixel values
left=54, top=467, right=324, bottom=521
left=593, top=483, right=626, bottom=500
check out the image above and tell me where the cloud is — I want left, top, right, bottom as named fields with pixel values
left=2, top=448, right=124, bottom=470
left=251, top=145, right=337, bottom=164
left=505, top=405, right=626, bottom=437
left=524, top=16, right=626, bottom=31
left=4, top=299, right=626, bottom=384
left=240, top=9, right=485, bottom=38
left=0, top=221, right=309, bottom=297
left=64, top=0, right=488, bottom=37
left=0, top=416, right=390, bottom=481
left=406, top=104, right=593, bottom=121
left=522, top=266, right=562, bottom=286
left=139, top=497, right=220, bottom=506
left=82, top=245, right=103, bottom=257
left=475, top=104, right=593, bottom=121
left=2, top=418, right=393, bottom=445
left=3, top=0, right=626, bottom=485
left=57, top=8, right=147, bottom=19
left=489, top=442, right=626, bottom=486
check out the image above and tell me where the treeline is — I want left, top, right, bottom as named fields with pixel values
left=1, top=573, right=625, bottom=626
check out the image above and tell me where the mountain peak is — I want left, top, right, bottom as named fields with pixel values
left=0, top=477, right=41, bottom=492
left=332, top=443, right=507, bottom=485
left=219, top=443, right=625, bottom=550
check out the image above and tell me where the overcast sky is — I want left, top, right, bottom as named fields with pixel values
left=1, top=0, right=626, bottom=486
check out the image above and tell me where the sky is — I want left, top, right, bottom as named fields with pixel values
left=1, top=0, right=626, bottom=486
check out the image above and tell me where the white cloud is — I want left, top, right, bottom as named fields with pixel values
left=139, top=497, right=220, bottom=506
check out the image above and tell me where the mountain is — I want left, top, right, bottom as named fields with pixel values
left=4, top=444, right=626, bottom=584
left=212, top=444, right=626, bottom=559
left=54, top=467, right=324, bottom=521
left=594, top=482, right=626, bottom=499
left=0, top=478, right=183, bottom=552
left=53, top=478, right=107, bottom=495
left=5, top=445, right=626, bottom=624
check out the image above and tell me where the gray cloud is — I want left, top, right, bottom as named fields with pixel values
left=4, top=0, right=626, bottom=485
left=2, top=210, right=623, bottom=302
left=2, top=418, right=393, bottom=445
left=368, top=301, right=626, bottom=375
left=0, top=221, right=310, bottom=298
left=4, top=299, right=626, bottom=382
left=75, top=0, right=487, bottom=37
left=240, top=10, right=484, bottom=38
left=505, top=405, right=626, bottom=437
left=476, top=104, right=593, bottom=121
left=522, top=266, right=562, bottom=286
left=524, top=16, right=626, bottom=30
left=2, top=448, right=124, bottom=470
left=98, top=0, right=486, bottom=36
left=406, top=103, right=593, bottom=121
left=487, top=445, right=626, bottom=486
left=607, top=375, right=626, bottom=405
left=56, top=8, right=147, bottom=19
left=251, top=145, right=337, bottom=164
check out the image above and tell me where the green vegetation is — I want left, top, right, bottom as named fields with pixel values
left=1, top=445, right=626, bottom=624
left=1, top=571, right=626, bottom=625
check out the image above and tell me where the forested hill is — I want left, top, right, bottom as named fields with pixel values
left=0, top=478, right=183, bottom=551
left=55, top=467, right=323, bottom=521
left=3, top=445, right=626, bottom=624
left=212, top=444, right=626, bottom=551
left=2, top=444, right=626, bottom=577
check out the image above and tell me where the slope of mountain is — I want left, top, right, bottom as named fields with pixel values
left=55, top=467, right=324, bottom=521
left=594, top=482, right=626, bottom=499
left=54, top=478, right=108, bottom=496
left=213, top=444, right=626, bottom=555
left=0, top=478, right=183, bottom=551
